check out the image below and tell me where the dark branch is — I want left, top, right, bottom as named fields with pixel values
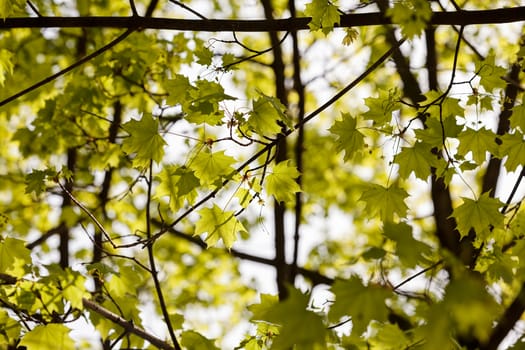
left=1, top=7, right=525, bottom=32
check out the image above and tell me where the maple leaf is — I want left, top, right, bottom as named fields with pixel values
left=415, top=116, right=462, bottom=147
left=194, top=204, right=246, bottom=248
left=304, top=0, right=340, bottom=35
left=0, top=236, right=31, bottom=276
left=510, top=103, right=525, bottom=131
left=451, top=192, right=504, bottom=238
left=122, top=113, right=166, bottom=168
left=359, top=184, right=408, bottom=222
left=156, top=165, right=200, bottom=211
left=165, top=74, right=193, bottom=106
left=394, top=141, right=439, bottom=180
left=258, top=287, right=327, bottom=349
left=386, top=0, right=431, bottom=38
left=190, top=149, right=236, bottom=186
left=19, top=324, right=75, bottom=350
left=265, top=160, right=301, bottom=203
left=328, top=277, right=391, bottom=335
left=456, top=127, right=499, bottom=163
left=362, top=89, right=400, bottom=125
left=181, top=331, right=219, bottom=350
left=383, top=222, right=431, bottom=268
left=499, top=132, right=525, bottom=172
left=476, top=53, right=507, bottom=92
left=329, top=113, right=365, bottom=161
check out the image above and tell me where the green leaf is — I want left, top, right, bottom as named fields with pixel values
left=368, top=322, right=411, bottom=350
left=260, top=288, right=327, bottom=349
left=194, top=204, right=247, bottom=248
left=362, top=89, right=400, bottom=125
left=122, top=113, right=166, bottom=168
left=415, top=116, right=462, bottom=147
left=476, top=53, right=507, bottom=92
left=0, top=49, right=13, bottom=86
left=394, top=141, right=438, bottom=180
left=181, top=331, right=219, bottom=350
left=510, top=102, right=525, bottom=131
left=19, top=324, right=75, bottom=350
left=0, top=236, right=31, bottom=276
left=249, top=294, right=279, bottom=321
left=247, top=92, right=292, bottom=135
left=359, top=184, right=408, bottom=222
left=0, top=0, right=12, bottom=20
left=195, top=46, right=213, bottom=66
left=304, top=0, right=340, bottom=35
left=0, top=310, right=21, bottom=345
left=456, top=127, right=499, bottom=163
left=451, top=192, right=504, bottom=238
left=329, top=277, right=391, bottom=335
left=383, top=222, right=431, bottom=268
left=190, top=149, right=236, bottom=186
left=329, top=113, right=365, bottom=162
left=25, top=169, right=55, bottom=196
left=156, top=165, right=200, bottom=211
left=499, top=132, right=525, bottom=172
left=386, top=0, right=432, bottom=38
left=265, top=160, right=301, bottom=203
left=165, top=74, right=193, bottom=106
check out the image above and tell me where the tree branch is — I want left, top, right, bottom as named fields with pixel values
left=1, top=7, right=524, bottom=32
left=82, top=298, right=176, bottom=350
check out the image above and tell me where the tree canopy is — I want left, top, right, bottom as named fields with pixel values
left=1, top=0, right=525, bottom=349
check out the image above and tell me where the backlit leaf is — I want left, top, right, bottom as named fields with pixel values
left=329, top=113, right=365, bottom=162
left=0, top=49, right=13, bottom=86
left=457, top=127, right=499, bottom=163
left=0, top=236, right=31, bottom=276
left=265, top=160, right=301, bottom=203
left=190, top=149, right=236, bottom=186
left=122, top=113, right=166, bottom=168
left=394, top=141, right=438, bottom=180
left=19, top=324, right=75, bottom=350
left=359, top=184, right=408, bottom=222
left=451, top=192, right=504, bottom=238
left=195, top=204, right=247, bottom=248
left=304, top=0, right=340, bottom=35
left=329, top=277, right=392, bottom=335
left=500, top=132, right=525, bottom=172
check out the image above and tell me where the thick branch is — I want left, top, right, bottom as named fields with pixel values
left=82, top=298, right=176, bottom=350
left=1, top=7, right=525, bottom=32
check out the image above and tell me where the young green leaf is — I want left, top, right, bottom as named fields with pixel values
left=248, top=92, right=291, bottom=135
left=190, top=149, right=236, bottom=186
left=19, top=324, right=75, bottom=350
left=383, top=222, right=431, bottom=268
left=359, top=184, right=408, bottom=222
left=329, top=113, right=365, bottom=162
left=329, top=277, right=392, bottom=335
left=156, top=165, right=200, bottom=211
left=0, top=236, right=31, bottom=276
left=304, top=0, right=340, bottom=35
left=195, top=204, right=247, bottom=248
left=394, top=141, right=438, bottom=180
left=259, top=287, right=327, bottom=349
left=456, top=127, right=499, bottom=163
left=122, top=113, right=166, bottom=168
left=386, top=0, right=432, bottom=38
left=181, top=331, right=219, bottom=350
left=476, top=53, right=507, bottom=92
left=362, top=89, right=400, bottom=125
left=451, top=192, right=504, bottom=238
left=265, top=160, right=301, bottom=203
left=500, top=132, right=525, bottom=172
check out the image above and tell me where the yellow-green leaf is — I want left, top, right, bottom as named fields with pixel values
left=0, top=236, right=31, bottom=276
left=122, top=114, right=166, bottom=168
left=195, top=204, right=246, bottom=248
left=451, top=192, right=504, bottom=238
left=190, top=149, right=236, bottom=186
left=19, top=324, right=75, bottom=350
left=359, top=184, right=408, bottom=222
left=0, top=49, right=14, bottom=86
left=265, top=160, right=301, bottom=203
left=304, top=0, right=340, bottom=35
left=329, top=113, right=365, bottom=162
